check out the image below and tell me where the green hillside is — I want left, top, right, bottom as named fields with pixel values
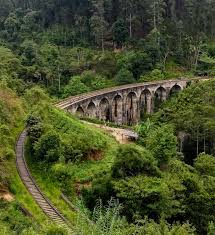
left=0, top=0, right=215, bottom=234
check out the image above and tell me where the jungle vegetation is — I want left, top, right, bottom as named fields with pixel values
left=0, top=0, right=215, bottom=234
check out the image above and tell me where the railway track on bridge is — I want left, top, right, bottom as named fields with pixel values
left=16, top=130, right=72, bottom=230
left=56, top=78, right=190, bottom=110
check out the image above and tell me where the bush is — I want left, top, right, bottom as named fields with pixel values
left=146, top=125, right=177, bottom=168
left=82, top=174, right=114, bottom=211
left=111, top=144, right=160, bottom=179
left=34, top=130, right=62, bottom=162
left=127, top=218, right=195, bottom=235
left=81, top=70, right=110, bottom=90
left=117, top=51, right=153, bottom=79
left=113, top=176, right=177, bottom=221
left=115, top=68, right=135, bottom=85
left=95, top=52, right=117, bottom=78
left=43, top=224, right=69, bottom=235
left=4, top=148, right=15, bottom=160
left=139, top=69, right=165, bottom=82
left=51, top=163, right=73, bottom=194
left=24, top=86, right=51, bottom=106
left=63, top=76, right=90, bottom=98
left=62, top=140, right=83, bottom=163
left=194, top=153, right=215, bottom=177
left=27, top=114, right=43, bottom=144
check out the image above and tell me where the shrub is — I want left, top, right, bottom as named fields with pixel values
left=139, top=69, right=165, bottom=82
left=34, top=130, right=62, bottom=162
left=62, top=140, right=83, bottom=163
left=117, top=51, right=153, bottom=79
left=146, top=125, right=177, bottom=167
left=43, top=224, right=69, bottom=235
left=82, top=174, right=114, bottom=211
left=63, top=76, right=90, bottom=98
left=194, top=153, right=215, bottom=177
left=95, top=52, right=117, bottom=78
left=27, top=114, right=43, bottom=144
left=115, top=68, right=135, bottom=85
left=113, top=176, right=176, bottom=221
left=4, top=148, right=15, bottom=160
left=51, top=163, right=73, bottom=184
left=111, top=144, right=160, bottom=179
left=24, top=86, right=50, bottom=106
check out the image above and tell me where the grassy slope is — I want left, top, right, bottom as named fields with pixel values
left=0, top=86, right=48, bottom=231
left=25, top=107, right=119, bottom=227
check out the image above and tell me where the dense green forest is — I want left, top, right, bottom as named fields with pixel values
left=0, top=0, right=215, bottom=96
left=0, top=0, right=215, bottom=234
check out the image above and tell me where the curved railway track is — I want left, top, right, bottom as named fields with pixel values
left=16, top=130, right=71, bottom=230
left=55, top=78, right=190, bottom=110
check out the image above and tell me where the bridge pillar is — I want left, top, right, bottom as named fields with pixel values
left=146, top=95, right=153, bottom=114
left=112, top=94, right=123, bottom=125
left=124, top=92, right=139, bottom=125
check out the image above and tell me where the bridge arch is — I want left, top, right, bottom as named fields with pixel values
left=126, top=91, right=138, bottom=125
left=170, top=84, right=182, bottom=97
left=99, top=98, right=111, bottom=121
left=87, top=101, right=97, bottom=118
left=140, top=89, right=152, bottom=118
left=112, top=94, right=123, bottom=124
left=76, top=106, right=85, bottom=117
left=154, top=86, right=167, bottom=111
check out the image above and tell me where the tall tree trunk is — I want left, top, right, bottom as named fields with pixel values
left=197, top=127, right=199, bottom=156
left=101, top=33, right=105, bottom=53
left=129, top=13, right=132, bottom=38
left=204, top=134, right=206, bottom=153
left=194, top=46, right=200, bottom=70
left=58, top=67, right=61, bottom=92
left=153, top=1, right=157, bottom=29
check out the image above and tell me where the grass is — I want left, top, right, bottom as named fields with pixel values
left=66, top=137, right=118, bottom=183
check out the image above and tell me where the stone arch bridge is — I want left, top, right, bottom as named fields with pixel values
left=57, top=79, right=189, bottom=125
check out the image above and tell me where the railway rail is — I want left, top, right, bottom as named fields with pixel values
left=16, top=130, right=72, bottom=230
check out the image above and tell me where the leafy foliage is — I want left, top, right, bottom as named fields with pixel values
left=111, top=145, right=160, bottom=178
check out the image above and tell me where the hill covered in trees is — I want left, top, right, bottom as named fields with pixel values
left=0, top=1, right=215, bottom=235
left=0, top=0, right=215, bottom=96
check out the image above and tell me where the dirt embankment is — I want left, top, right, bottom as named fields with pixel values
left=82, top=121, right=138, bottom=144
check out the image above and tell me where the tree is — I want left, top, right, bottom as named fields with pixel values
left=90, top=0, right=108, bottom=53
left=146, top=125, right=177, bottom=168
left=194, top=153, right=215, bottom=177
left=113, top=175, right=181, bottom=221
left=111, top=144, right=160, bottom=179
left=0, top=46, right=21, bottom=80
left=63, top=76, right=90, bottom=98
left=139, top=69, right=164, bottom=82
left=148, top=0, right=166, bottom=30
left=112, top=19, right=128, bottom=47
left=115, top=68, right=135, bottom=85
left=20, top=40, right=38, bottom=66
left=117, top=51, right=153, bottom=79
left=34, top=130, right=62, bottom=162
left=4, top=13, right=20, bottom=39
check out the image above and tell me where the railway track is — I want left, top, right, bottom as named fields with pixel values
left=55, top=78, right=190, bottom=110
left=16, top=130, right=72, bottom=230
